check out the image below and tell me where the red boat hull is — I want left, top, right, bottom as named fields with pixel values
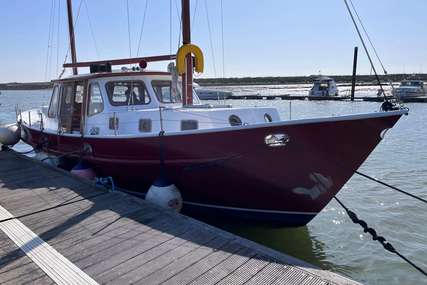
left=22, top=111, right=404, bottom=226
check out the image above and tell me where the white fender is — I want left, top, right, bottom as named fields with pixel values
left=0, top=124, right=21, bottom=146
left=146, top=179, right=183, bottom=212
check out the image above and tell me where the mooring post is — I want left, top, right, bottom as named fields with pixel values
left=351, top=46, right=358, bottom=101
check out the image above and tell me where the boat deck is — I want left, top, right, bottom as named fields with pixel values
left=0, top=149, right=360, bottom=285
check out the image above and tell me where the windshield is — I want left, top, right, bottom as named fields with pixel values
left=106, top=81, right=151, bottom=106
left=152, top=80, right=182, bottom=103
left=152, top=80, right=201, bottom=104
left=401, top=81, right=422, bottom=87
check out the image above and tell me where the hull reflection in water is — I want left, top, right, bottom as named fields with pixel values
left=200, top=218, right=353, bottom=274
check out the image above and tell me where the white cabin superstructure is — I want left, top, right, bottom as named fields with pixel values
left=20, top=71, right=279, bottom=138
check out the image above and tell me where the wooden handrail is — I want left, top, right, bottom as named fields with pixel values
left=63, top=54, right=176, bottom=68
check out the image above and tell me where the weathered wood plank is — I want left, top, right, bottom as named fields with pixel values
left=0, top=150, right=360, bottom=285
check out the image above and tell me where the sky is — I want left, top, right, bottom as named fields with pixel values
left=0, top=0, right=426, bottom=83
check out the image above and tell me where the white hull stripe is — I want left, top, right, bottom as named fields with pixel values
left=0, top=205, right=99, bottom=285
left=183, top=201, right=318, bottom=216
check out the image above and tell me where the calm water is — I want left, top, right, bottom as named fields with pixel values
left=1, top=86, right=426, bottom=285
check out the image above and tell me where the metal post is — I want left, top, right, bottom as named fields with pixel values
left=66, top=0, right=78, bottom=75
left=351, top=46, right=358, bottom=101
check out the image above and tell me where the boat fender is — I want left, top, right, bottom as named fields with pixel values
left=176, top=44, right=204, bottom=75
left=146, top=174, right=183, bottom=212
left=0, top=123, right=21, bottom=146
left=70, top=161, right=96, bottom=180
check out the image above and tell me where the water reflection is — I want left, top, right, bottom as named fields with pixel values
left=198, top=217, right=352, bottom=273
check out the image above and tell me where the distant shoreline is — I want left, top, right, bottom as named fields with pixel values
left=1, top=73, right=425, bottom=90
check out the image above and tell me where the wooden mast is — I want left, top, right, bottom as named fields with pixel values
left=181, top=0, right=193, bottom=105
left=66, top=0, right=78, bottom=75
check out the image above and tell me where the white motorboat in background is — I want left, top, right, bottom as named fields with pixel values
left=392, top=80, right=426, bottom=99
left=309, top=76, right=339, bottom=97
left=193, top=83, right=233, bottom=100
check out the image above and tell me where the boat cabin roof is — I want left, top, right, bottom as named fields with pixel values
left=313, top=76, right=334, bottom=82
left=52, top=71, right=171, bottom=83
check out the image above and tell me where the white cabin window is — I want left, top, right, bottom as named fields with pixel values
left=106, top=81, right=150, bottom=106
left=48, top=86, right=59, bottom=118
left=152, top=80, right=182, bottom=103
left=88, top=83, right=104, bottom=116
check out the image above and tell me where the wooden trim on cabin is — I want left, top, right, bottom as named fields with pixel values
left=63, top=55, right=176, bottom=68
left=52, top=71, right=172, bottom=83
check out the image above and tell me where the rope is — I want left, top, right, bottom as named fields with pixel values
left=204, top=0, right=217, bottom=77
left=343, top=0, right=388, bottom=103
left=356, top=171, right=427, bottom=204
left=136, top=0, right=149, bottom=57
left=334, top=196, right=427, bottom=277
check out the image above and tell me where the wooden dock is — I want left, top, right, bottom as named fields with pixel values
left=0, top=149, right=360, bottom=285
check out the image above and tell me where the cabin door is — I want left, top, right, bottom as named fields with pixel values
left=59, top=81, right=85, bottom=134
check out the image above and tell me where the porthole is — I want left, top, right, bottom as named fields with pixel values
left=264, top=113, right=273, bottom=122
left=265, top=133, right=290, bottom=147
left=229, top=115, right=242, bottom=126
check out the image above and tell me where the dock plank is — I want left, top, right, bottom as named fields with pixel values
left=0, top=150, right=360, bottom=285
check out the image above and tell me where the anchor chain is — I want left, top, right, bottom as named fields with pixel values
left=334, top=196, right=427, bottom=277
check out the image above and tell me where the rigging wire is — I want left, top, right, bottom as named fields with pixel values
left=191, top=0, right=199, bottom=30
left=136, top=0, right=149, bottom=57
left=83, top=0, right=100, bottom=59
left=60, top=0, right=84, bottom=78
left=44, top=0, right=55, bottom=81
left=56, top=0, right=61, bottom=76
left=126, top=0, right=132, bottom=58
left=348, top=0, right=387, bottom=75
left=220, top=0, right=225, bottom=78
left=343, top=0, right=388, bottom=102
left=175, top=0, right=182, bottom=49
left=170, top=0, right=173, bottom=56
left=204, top=0, right=217, bottom=77
left=347, top=0, right=396, bottom=94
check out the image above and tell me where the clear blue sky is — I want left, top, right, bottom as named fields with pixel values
left=0, top=0, right=426, bottom=82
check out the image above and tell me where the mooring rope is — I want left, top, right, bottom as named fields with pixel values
left=334, top=196, right=427, bottom=277
left=355, top=171, right=427, bottom=204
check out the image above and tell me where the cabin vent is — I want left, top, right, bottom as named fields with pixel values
left=139, top=119, right=152, bottom=132
left=109, top=117, right=119, bottom=130
left=181, top=120, right=198, bottom=131
left=264, top=113, right=273, bottom=122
